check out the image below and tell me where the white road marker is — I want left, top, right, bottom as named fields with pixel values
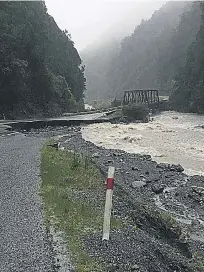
left=102, top=166, right=115, bottom=241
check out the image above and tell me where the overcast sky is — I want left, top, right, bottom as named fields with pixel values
left=46, top=0, right=165, bottom=51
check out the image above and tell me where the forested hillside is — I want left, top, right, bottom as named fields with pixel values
left=170, top=2, right=204, bottom=113
left=2, top=1, right=204, bottom=117
left=83, top=1, right=204, bottom=114
left=82, top=2, right=165, bottom=103
left=108, top=1, right=200, bottom=98
left=0, top=1, right=85, bottom=118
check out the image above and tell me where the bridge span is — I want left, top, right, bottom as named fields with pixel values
left=123, top=89, right=159, bottom=105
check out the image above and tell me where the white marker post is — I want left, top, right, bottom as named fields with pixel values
left=102, top=166, right=115, bottom=241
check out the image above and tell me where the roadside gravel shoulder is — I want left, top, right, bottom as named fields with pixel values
left=0, top=134, right=55, bottom=272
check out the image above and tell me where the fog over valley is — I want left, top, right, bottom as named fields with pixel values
left=46, top=0, right=166, bottom=51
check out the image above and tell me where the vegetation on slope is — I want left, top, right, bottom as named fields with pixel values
left=107, top=1, right=199, bottom=98
left=83, top=1, right=204, bottom=114
left=170, top=2, right=204, bottom=113
left=82, top=2, right=165, bottom=103
left=0, top=1, right=85, bottom=119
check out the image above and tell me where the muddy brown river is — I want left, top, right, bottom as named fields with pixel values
left=82, top=111, right=204, bottom=176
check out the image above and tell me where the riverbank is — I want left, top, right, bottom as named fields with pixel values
left=19, top=124, right=201, bottom=271
left=56, top=127, right=204, bottom=272
left=82, top=111, right=204, bottom=176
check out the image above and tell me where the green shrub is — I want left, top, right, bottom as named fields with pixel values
left=122, top=103, right=149, bottom=120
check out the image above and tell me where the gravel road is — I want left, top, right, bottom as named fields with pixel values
left=0, top=134, right=55, bottom=272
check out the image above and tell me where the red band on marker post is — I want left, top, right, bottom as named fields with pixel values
left=106, top=178, right=114, bottom=190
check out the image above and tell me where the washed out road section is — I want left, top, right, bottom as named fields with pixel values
left=0, top=134, right=54, bottom=272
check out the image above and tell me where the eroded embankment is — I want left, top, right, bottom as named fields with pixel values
left=52, top=127, right=204, bottom=272
left=16, top=123, right=204, bottom=272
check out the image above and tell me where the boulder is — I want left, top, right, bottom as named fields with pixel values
left=142, top=155, right=152, bottom=161
left=132, top=167, right=140, bottom=171
left=169, top=164, right=184, bottom=172
left=151, top=185, right=165, bottom=194
left=131, top=264, right=140, bottom=271
left=91, top=152, right=100, bottom=158
left=107, top=160, right=113, bottom=164
left=131, top=181, right=146, bottom=188
left=156, top=163, right=168, bottom=169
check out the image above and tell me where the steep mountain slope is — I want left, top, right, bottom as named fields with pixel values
left=0, top=1, right=85, bottom=118
left=108, top=1, right=200, bottom=99
left=81, top=2, right=165, bottom=103
left=83, top=1, right=202, bottom=103
left=170, top=2, right=204, bottom=113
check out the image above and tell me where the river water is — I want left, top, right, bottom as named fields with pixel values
left=82, top=111, right=204, bottom=176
